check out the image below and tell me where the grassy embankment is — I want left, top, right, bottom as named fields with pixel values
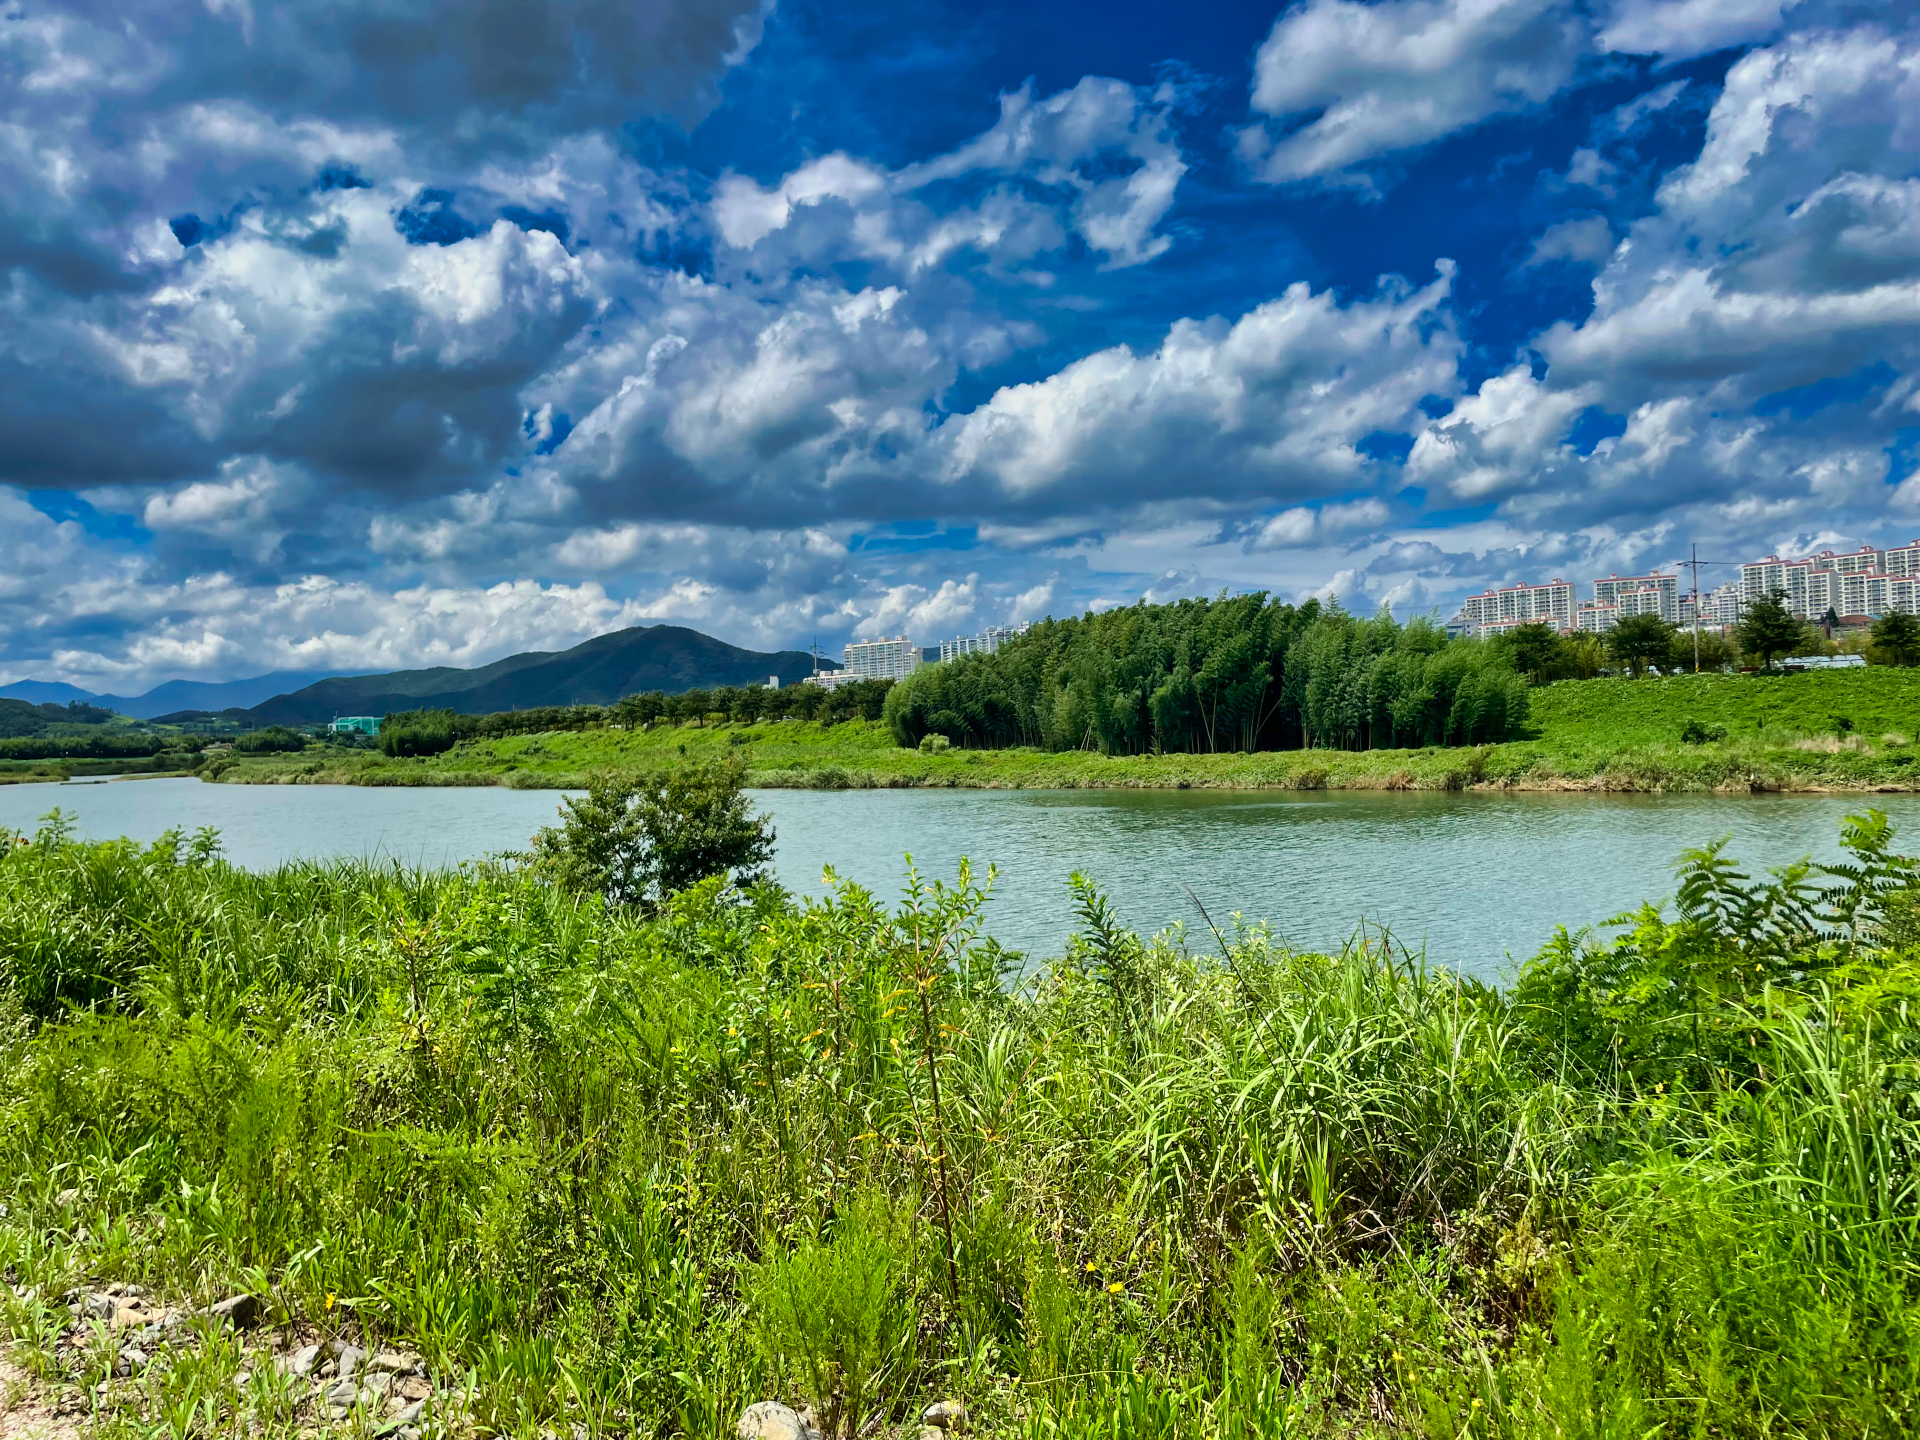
left=2, top=812, right=1917, bottom=1438
left=214, top=667, right=1920, bottom=792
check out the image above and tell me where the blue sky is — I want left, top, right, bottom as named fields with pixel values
left=1, top=0, right=1915, bottom=688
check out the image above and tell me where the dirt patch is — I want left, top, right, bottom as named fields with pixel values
left=0, top=1354, right=80, bottom=1440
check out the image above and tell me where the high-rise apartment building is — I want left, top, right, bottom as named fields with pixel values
left=1696, top=582, right=1741, bottom=628
left=841, top=635, right=923, bottom=681
left=939, top=622, right=1032, bottom=663
left=1574, top=601, right=1618, bottom=634
left=1593, top=572, right=1680, bottom=623
left=1458, top=579, right=1575, bottom=635
left=1740, top=543, right=1920, bottom=620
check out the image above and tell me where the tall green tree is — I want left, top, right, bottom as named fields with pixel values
left=1869, top=610, right=1920, bottom=666
left=1503, top=622, right=1571, bottom=684
left=1606, top=614, right=1678, bottom=678
left=1737, top=590, right=1806, bottom=671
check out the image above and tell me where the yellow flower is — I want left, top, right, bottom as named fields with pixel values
left=1084, top=1261, right=1100, bottom=1273
left=325, top=1293, right=336, bottom=1311
left=1106, top=1282, right=1124, bottom=1295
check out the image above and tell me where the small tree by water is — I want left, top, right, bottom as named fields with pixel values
left=528, top=755, right=774, bottom=907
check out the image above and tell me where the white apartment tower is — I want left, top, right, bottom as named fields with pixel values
left=939, top=622, right=1032, bottom=663
left=841, top=636, right=923, bottom=681
left=1741, top=543, right=1920, bottom=620
left=1592, top=572, right=1680, bottom=623
left=1459, top=579, right=1575, bottom=635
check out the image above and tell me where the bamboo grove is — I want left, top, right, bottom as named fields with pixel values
left=884, top=596, right=1531, bottom=755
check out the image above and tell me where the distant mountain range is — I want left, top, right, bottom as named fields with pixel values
left=0, top=626, right=832, bottom=726
left=241, top=626, right=829, bottom=724
left=0, top=670, right=367, bottom=720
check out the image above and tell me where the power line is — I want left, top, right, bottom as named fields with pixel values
left=1676, top=546, right=1744, bottom=673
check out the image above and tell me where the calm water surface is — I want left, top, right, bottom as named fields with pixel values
left=5, top=777, right=1915, bottom=981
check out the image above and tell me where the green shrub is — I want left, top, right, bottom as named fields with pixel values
left=750, top=1191, right=921, bottom=1439
left=526, top=756, right=774, bottom=907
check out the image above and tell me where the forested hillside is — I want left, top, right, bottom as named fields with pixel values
left=247, top=625, right=827, bottom=724
left=0, top=697, right=118, bottom=738
left=884, top=597, right=1529, bottom=754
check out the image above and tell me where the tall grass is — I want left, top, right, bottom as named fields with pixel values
left=2, top=809, right=1918, bottom=1436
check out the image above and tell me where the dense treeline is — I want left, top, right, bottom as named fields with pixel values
left=884, top=596, right=1529, bottom=754
left=378, top=679, right=894, bottom=756
left=610, top=677, right=890, bottom=729
left=0, top=698, right=119, bottom=739
left=230, top=725, right=310, bottom=754
left=0, top=732, right=205, bottom=761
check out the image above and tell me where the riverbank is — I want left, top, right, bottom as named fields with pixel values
left=199, top=669, right=1920, bottom=793
left=2, top=815, right=1915, bottom=1438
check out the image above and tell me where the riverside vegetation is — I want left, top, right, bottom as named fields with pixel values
left=20, top=597, right=1920, bottom=793
left=206, top=598, right=1920, bottom=793
left=205, top=664, right=1920, bottom=793
left=2, top=765, right=1919, bottom=1439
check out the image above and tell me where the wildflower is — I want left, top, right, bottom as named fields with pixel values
left=1106, top=1282, right=1124, bottom=1294
left=325, top=1293, right=336, bottom=1311
left=1084, top=1261, right=1100, bottom=1273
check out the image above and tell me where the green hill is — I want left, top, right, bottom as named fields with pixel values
left=242, top=626, right=830, bottom=725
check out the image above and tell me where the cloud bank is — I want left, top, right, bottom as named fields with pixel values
left=0, top=0, right=1913, bottom=688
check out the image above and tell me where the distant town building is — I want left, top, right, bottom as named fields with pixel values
left=1593, top=572, right=1681, bottom=623
left=1574, top=601, right=1619, bottom=635
left=1457, top=579, right=1574, bottom=636
left=328, top=716, right=381, bottom=736
left=766, top=675, right=781, bottom=689
left=1696, top=582, right=1741, bottom=628
left=939, top=622, right=1032, bottom=663
left=1444, top=543, right=1920, bottom=642
left=1740, top=542, right=1920, bottom=620
left=841, top=635, right=923, bottom=681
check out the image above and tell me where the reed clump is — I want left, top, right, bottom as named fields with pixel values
left=2, top=806, right=1918, bottom=1438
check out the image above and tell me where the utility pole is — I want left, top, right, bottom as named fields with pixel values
left=1677, top=544, right=1733, bottom=673
left=1688, top=543, right=1701, bottom=673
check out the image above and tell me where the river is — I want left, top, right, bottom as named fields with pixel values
left=4, top=777, right=1914, bottom=980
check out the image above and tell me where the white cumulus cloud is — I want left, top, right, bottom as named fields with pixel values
left=1240, top=0, right=1589, bottom=188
